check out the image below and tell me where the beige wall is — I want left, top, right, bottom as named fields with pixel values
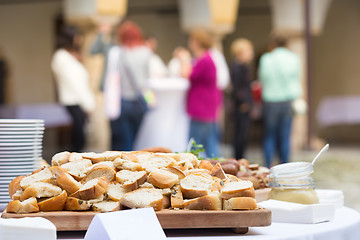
left=314, top=0, right=360, bottom=143
left=0, top=1, right=62, bottom=104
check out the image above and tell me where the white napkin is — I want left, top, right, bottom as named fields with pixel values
left=258, top=199, right=335, bottom=224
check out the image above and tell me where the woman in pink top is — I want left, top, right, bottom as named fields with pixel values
left=180, top=29, right=220, bottom=157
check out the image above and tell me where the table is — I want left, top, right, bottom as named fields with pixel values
left=57, top=207, right=360, bottom=240
left=134, top=78, right=190, bottom=152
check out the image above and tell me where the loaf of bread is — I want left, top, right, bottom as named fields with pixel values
left=7, top=150, right=258, bottom=214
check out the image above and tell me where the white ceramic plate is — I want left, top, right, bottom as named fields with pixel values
left=0, top=155, right=41, bottom=159
left=0, top=142, right=43, bottom=147
left=0, top=127, right=45, bottom=131
left=0, top=123, right=44, bottom=127
left=0, top=161, right=39, bottom=165
left=0, top=135, right=43, bottom=139
left=0, top=138, right=42, bottom=143
left=0, top=119, right=44, bottom=124
left=0, top=131, right=44, bottom=135
left=0, top=168, right=34, bottom=173
left=0, top=172, right=33, bottom=177
left=0, top=145, right=42, bottom=150
left=0, top=150, right=42, bottom=154
left=0, top=164, right=37, bottom=169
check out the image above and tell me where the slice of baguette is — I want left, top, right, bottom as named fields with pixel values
left=223, top=197, right=257, bottom=210
left=82, top=152, right=107, bottom=163
left=56, top=173, right=82, bottom=195
left=115, top=170, right=147, bottom=192
left=141, top=147, right=172, bottom=153
left=170, top=184, right=184, bottom=209
left=199, top=160, right=214, bottom=171
left=8, top=175, right=24, bottom=198
left=61, top=159, right=92, bottom=180
left=174, top=153, right=200, bottom=170
left=70, top=177, right=109, bottom=200
left=11, top=189, right=23, bottom=200
left=49, top=166, right=68, bottom=179
left=180, top=174, right=214, bottom=199
left=102, top=151, right=123, bottom=161
left=81, top=165, right=116, bottom=184
left=20, top=168, right=53, bottom=189
left=148, top=169, right=179, bottom=189
left=210, top=163, right=227, bottom=180
left=38, top=190, right=68, bottom=211
left=120, top=188, right=163, bottom=211
left=68, top=152, right=83, bottom=162
left=6, top=197, right=39, bottom=213
left=183, top=194, right=222, bottom=210
left=107, top=182, right=126, bottom=201
left=20, top=182, right=62, bottom=201
left=113, top=158, right=143, bottom=171
left=90, top=161, right=115, bottom=170
left=139, top=155, right=177, bottom=172
left=131, top=151, right=153, bottom=162
left=121, top=153, right=140, bottom=163
left=92, top=200, right=120, bottom=212
left=64, top=197, right=91, bottom=211
left=220, top=181, right=255, bottom=200
left=166, top=166, right=186, bottom=179
left=51, top=151, right=70, bottom=166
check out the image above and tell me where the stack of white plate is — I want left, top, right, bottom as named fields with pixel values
left=0, top=119, right=44, bottom=210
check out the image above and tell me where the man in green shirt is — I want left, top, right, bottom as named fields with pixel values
left=259, top=36, right=301, bottom=168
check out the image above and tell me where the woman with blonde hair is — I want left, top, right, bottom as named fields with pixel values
left=230, top=38, right=254, bottom=159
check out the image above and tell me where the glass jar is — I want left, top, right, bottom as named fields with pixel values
left=268, top=162, right=319, bottom=204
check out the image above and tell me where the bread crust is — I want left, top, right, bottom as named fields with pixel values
left=220, top=181, right=255, bottom=200
left=140, top=147, right=172, bottom=153
left=116, top=170, right=147, bottom=192
left=223, top=197, right=257, bottom=210
left=170, top=184, right=184, bottom=208
left=8, top=176, right=24, bottom=198
left=184, top=194, right=222, bottom=210
left=64, top=197, right=91, bottom=211
left=92, top=200, right=120, bottom=212
left=70, top=177, right=109, bottom=200
left=38, top=190, right=68, bottom=211
left=81, top=165, right=116, bottom=183
left=7, top=197, right=39, bottom=213
left=166, top=166, right=186, bottom=179
left=148, top=170, right=179, bottom=189
left=56, top=173, right=82, bottom=195
left=120, top=188, right=163, bottom=211
left=210, top=163, right=227, bottom=180
left=199, top=160, right=214, bottom=171
left=20, top=182, right=62, bottom=201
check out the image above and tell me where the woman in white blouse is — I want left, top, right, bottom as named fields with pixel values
left=51, top=26, right=95, bottom=152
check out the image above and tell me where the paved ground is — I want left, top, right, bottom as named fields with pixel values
left=220, top=145, right=360, bottom=211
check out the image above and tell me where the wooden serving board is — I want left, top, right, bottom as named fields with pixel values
left=1, top=208, right=271, bottom=233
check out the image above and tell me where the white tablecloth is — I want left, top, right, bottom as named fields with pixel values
left=57, top=207, right=360, bottom=240
left=134, top=78, right=190, bottom=152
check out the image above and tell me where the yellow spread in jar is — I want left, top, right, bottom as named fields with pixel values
left=269, top=188, right=319, bottom=204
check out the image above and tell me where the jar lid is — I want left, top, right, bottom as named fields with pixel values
left=270, top=162, right=313, bottom=179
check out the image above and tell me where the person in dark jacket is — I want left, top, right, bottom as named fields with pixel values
left=230, top=38, right=254, bottom=159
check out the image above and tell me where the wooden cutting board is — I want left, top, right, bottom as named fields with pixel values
left=1, top=208, right=271, bottom=233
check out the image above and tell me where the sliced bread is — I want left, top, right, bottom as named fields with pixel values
left=20, top=168, right=53, bottom=189
left=113, top=158, right=143, bottom=171
left=223, top=197, right=257, bottom=210
left=139, top=155, right=176, bottom=172
left=210, top=163, right=227, bottom=180
left=183, top=194, right=222, bottom=210
left=61, top=159, right=92, bottom=180
left=170, top=184, right=184, bottom=209
left=120, top=188, right=163, bottom=211
left=7, top=197, right=39, bottom=214
left=64, top=197, right=91, bottom=211
left=56, top=172, right=82, bottom=195
left=148, top=169, right=179, bottom=189
left=81, top=165, right=115, bottom=183
left=199, top=160, right=214, bottom=171
left=115, top=170, right=147, bottom=192
left=220, top=181, right=255, bottom=200
left=20, top=182, right=62, bottom=201
left=37, top=190, right=68, bottom=211
left=92, top=200, right=120, bottom=212
left=180, top=174, right=214, bottom=199
left=107, top=182, right=126, bottom=201
left=8, top=175, right=24, bottom=198
left=70, top=177, right=109, bottom=200
left=165, top=166, right=186, bottom=179
left=51, top=151, right=70, bottom=166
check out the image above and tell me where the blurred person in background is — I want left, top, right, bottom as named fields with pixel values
left=230, top=38, right=254, bottom=160
left=259, top=36, right=301, bottom=168
left=180, top=29, right=220, bottom=157
left=168, top=47, right=191, bottom=78
left=0, top=47, right=8, bottom=105
left=105, top=20, right=152, bottom=151
left=51, top=26, right=96, bottom=152
left=90, top=22, right=117, bottom=91
left=145, top=35, right=168, bottom=78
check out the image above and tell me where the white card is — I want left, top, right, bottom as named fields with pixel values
left=84, top=208, right=166, bottom=240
